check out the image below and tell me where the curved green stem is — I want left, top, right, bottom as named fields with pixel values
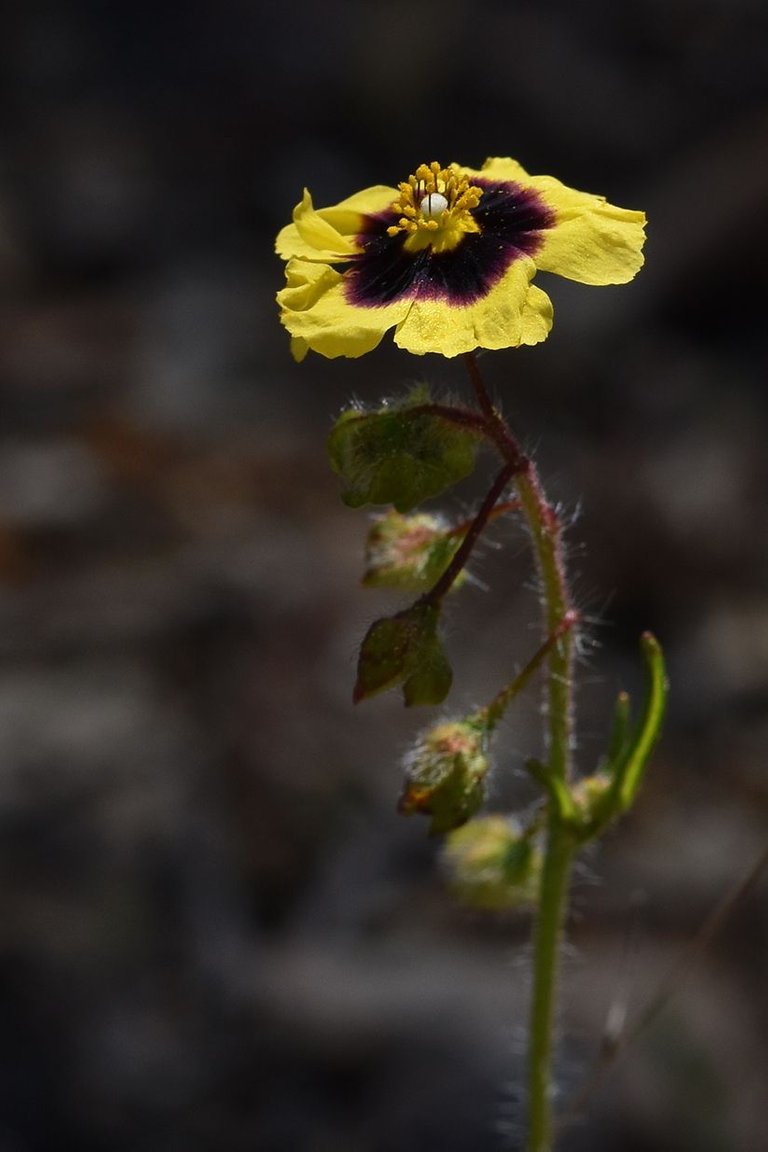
left=515, top=471, right=575, bottom=1152
left=464, top=352, right=577, bottom=1151
left=528, top=819, right=575, bottom=1152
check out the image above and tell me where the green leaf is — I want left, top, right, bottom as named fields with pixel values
left=613, top=632, right=668, bottom=812
left=581, top=632, right=668, bottom=838
left=353, top=602, right=453, bottom=706
left=328, top=398, right=482, bottom=513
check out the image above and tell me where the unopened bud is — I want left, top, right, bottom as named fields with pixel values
left=399, top=719, right=488, bottom=835
left=363, top=510, right=465, bottom=592
left=443, top=816, right=541, bottom=910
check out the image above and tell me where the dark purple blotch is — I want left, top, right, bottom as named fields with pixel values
left=343, top=179, right=555, bottom=309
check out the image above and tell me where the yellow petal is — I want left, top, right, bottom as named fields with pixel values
left=320, top=184, right=397, bottom=227
left=275, top=186, right=396, bottom=263
left=469, top=156, right=533, bottom=183
left=393, top=257, right=552, bottom=357
left=275, top=190, right=360, bottom=261
left=528, top=176, right=646, bottom=285
left=518, top=283, right=555, bottom=345
left=278, top=257, right=411, bottom=360
left=451, top=160, right=646, bottom=286
left=277, top=257, right=340, bottom=311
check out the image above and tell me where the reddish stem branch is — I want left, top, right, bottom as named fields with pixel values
left=444, top=498, right=522, bottom=538
left=405, top=402, right=490, bottom=437
left=482, top=608, right=580, bottom=732
left=462, top=353, right=529, bottom=470
left=421, top=464, right=515, bottom=605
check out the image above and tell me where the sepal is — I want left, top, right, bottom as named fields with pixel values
left=353, top=602, right=452, bottom=706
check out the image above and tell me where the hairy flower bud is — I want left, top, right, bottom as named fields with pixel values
left=442, top=816, right=541, bottom=909
left=363, top=509, right=465, bottom=592
left=398, top=719, right=489, bottom=835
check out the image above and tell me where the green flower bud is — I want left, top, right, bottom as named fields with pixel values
left=363, top=510, right=466, bottom=593
left=443, top=816, right=541, bottom=910
left=398, top=719, right=489, bottom=835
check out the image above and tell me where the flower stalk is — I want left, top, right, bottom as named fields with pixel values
left=464, top=353, right=577, bottom=1151
left=527, top=818, right=576, bottom=1152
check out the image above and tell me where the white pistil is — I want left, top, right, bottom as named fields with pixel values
left=420, top=191, right=449, bottom=220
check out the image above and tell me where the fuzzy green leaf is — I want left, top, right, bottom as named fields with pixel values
left=328, top=401, right=482, bottom=513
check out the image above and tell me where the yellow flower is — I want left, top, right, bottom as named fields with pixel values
left=275, top=158, right=646, bottom=360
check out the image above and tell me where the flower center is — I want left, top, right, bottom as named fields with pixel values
left=420, top=191, right=449, bottom=219
left=387, top=162, right=483, bottom=252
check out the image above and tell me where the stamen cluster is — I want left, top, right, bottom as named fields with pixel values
left=387, top=162, right=484, bottom=238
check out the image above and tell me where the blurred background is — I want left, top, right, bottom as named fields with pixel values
left=1, top=1, right=767, bottom=1149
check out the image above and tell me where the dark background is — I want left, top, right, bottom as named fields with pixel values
left=1, top=1, right=767, bottom=1149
